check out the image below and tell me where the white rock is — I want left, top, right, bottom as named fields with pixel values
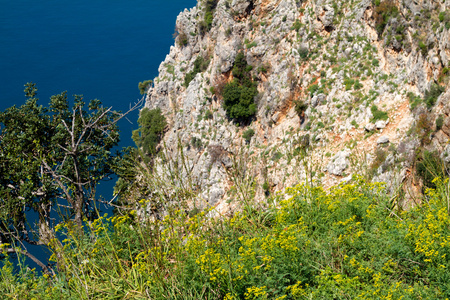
left=365, top=123, right=375, bottom=132
left=327, top=149, right=350, bottom=176
left=377, top=136, right=390, bottom=144
left=375, top=120, right=386, bottom=129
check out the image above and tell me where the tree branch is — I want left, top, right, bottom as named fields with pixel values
left=4, top=248, right=55, bottom=276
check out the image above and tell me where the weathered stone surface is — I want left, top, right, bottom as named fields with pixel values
left=140, top=0, right=449, bottom=211
left=327, top=149, right=350, bottom=176
left=377, top=136, right=390, bottom=144
left=365, top=123, right=375, bottom=132
left=375, top=120, right=387, bottom=129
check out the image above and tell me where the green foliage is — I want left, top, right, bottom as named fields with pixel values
left=190, top=136, right=203, bottom=149
left=439, top=10, right=450, bottom=28
left=294, top=100, right=308, bottom=117
left=308, top=83, right=320, bottom=95
left=407, top=84, right=445, bottom=111
left=222, top=81, right=257, bottom=123
left=257, top=64, right=269, bottom=74
left=9, top=177, right=450, bottom=298
left=0, top=84, right=125, bottom=247
left=177, top=31, right=188, bottom=47
left=292, top=19, right=302, bottom=31
left=353, top=79, right=363, bottom=90
left=298, top=46, right=309, bottom=60
left=203, top=109, right=213, bottom=120
left=344, top=78, right=355, bottom=90
left=418, top=41, right=428, bottom=57
left=374, top=0, right=399, bottom=36
left=222, top=52, right=257, bottom=124
left=138, top=80, right=152, bottom=94
left=370, top=148, right=387, bottom=175
left=199, top=0, right=218, bottom=34
left=436, top=115, right=444, bottom=131
left=407, top=91, right=422, bottom=110
left=415, top=113, right=433, bottom=145
left=132, top=108, right=167, bottom=156
left=242, top=128, right=255, bottom=143
left=371, top=104, right=388, bottom=122
left=424, top=83, right=445, bottom=109
left=184, top=55, right=210, bottom=87
left=416, top=150, right=446, bottom=189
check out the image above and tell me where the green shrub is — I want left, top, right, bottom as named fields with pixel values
left=138, top=80, right=152, bottom=94
left=372, top=58, right=379, bottom=67
left=177, top=31, right=188, bottom=47
left=190, top=136, right=203, bottom=149
left=416, top=113, right=433, bottom=145
left=298, top=46, right=309, bottom=60
left=344, top=78, right=355, bottom=90
left=292, top=19, right=302, bottom=31
left=370, top=147, right=387, bottom=175
left=294, top=100, right=308, bottom=117
left=436, top=115, right=444, bottom=131
left=203, top=109, right=213, bottom=120
left=407, top=91, right=422, bottom=110
left=416, top=150, right=446, bottom=189
left=184, top=55, right=210, bottom=87
left=222, top=80, right=257, bottom=123
left=374, top=0, right=399, bottom=35
left=308, top=83, right=322, bottom=96
left=371, top=105, right=388, bottom=122
left=418, top=41, right=428, bottom=57
left=242, top=128, right=255, bottom=143
left=222, top=52, right=257, bottom=124
left=257, top=64, right=268, bottom=74
left=200, top=0, right=218, bottom=34
left=354, top=80, right=363, bottom=90
left=424, top=83, right=445, bottom=109
left=132, top=107, right=167, bottom=155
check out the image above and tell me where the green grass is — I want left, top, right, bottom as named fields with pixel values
left=3, top=176, right=450, bottom=299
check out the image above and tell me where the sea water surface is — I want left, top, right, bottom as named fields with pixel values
left=0, top=0, right=196, bottom=142
left=0, top=0, right=196, bottom=268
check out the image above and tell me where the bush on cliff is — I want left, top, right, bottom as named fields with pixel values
left=184, top=55, right=210, bottom=87
left=222, top=51, right=257, bottom=124
left=374, top=0, right=399, bottom=36
left=138, top=79, right=152, bottom=94
left=132, top=107, right=166, bottom=156
left=199, top=0, right=218, bottom=35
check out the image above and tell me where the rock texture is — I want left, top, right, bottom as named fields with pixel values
left=142, top=0, right=450, bottom=211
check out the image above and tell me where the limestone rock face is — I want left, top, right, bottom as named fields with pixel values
left=327, top=150, right=350, bottom=176
left=141, top=0, right=450, bottom=211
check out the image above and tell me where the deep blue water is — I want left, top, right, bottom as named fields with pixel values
left=0, top=0, right=196, bottom=143
left=0, top=0, right=196, bottom=269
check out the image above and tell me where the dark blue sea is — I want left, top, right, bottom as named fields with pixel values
left=0, top=0, right=196, bottom=143
left=0, top=0, right=196, bottom=269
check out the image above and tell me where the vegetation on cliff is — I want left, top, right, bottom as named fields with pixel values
left=2, top=175, right=450, bottom=299
left=222, top=51, right=258, bottom=124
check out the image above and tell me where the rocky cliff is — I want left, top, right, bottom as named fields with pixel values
left=142, top=0, right=450, bottom=214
